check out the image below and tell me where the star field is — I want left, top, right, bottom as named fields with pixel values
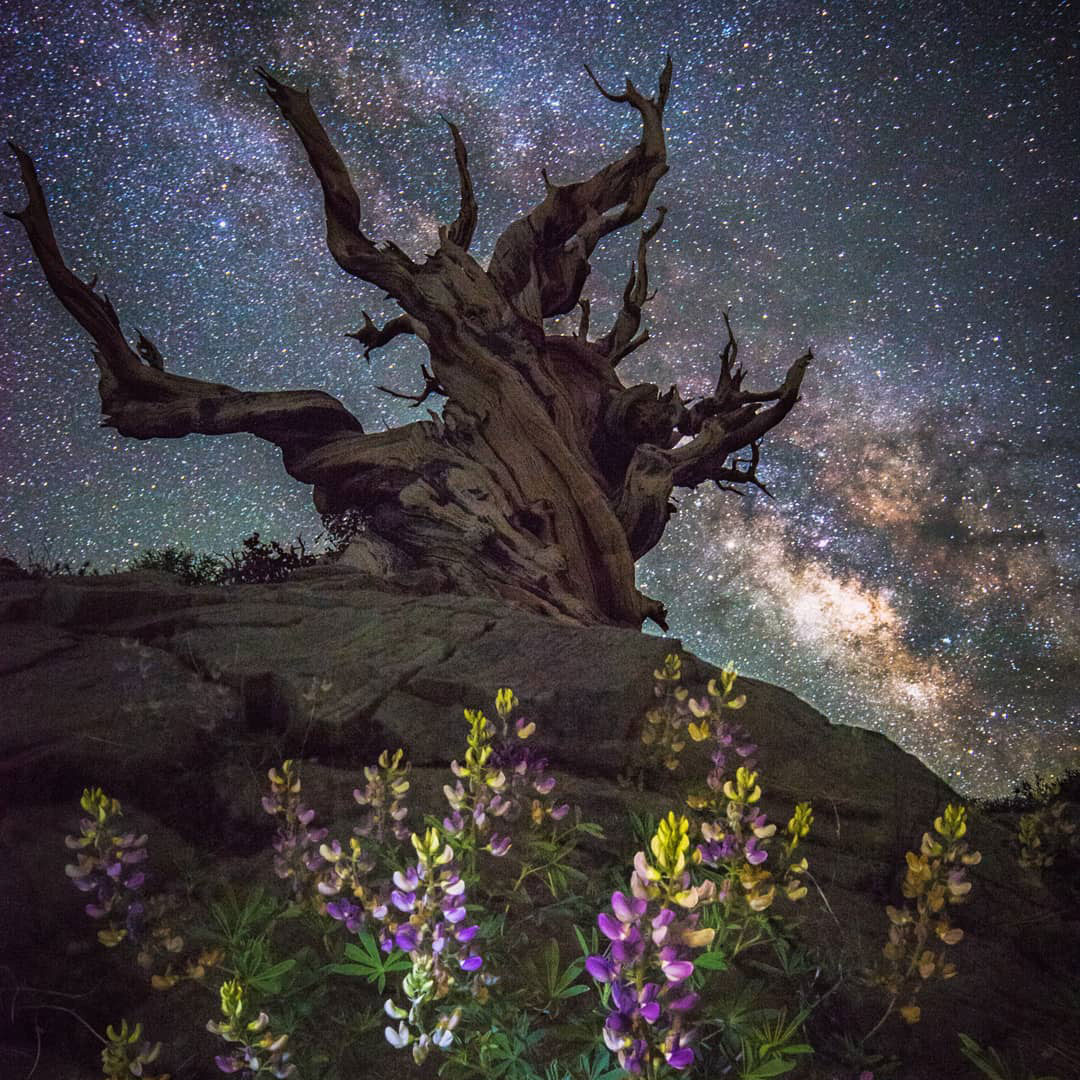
left=1, top=0, right=1076, bottom=797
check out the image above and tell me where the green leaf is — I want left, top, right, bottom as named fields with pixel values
left=324, top=962, right=377, bottom=977
left=326, top=933, right=410, bottom=992
left=572, top=924, right=591, bottom=957
left=695, top=951, right=730, bottom=971
left=744, top=1058, right=798, bottom=1078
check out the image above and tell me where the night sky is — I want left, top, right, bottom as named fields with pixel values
left=1, top=1, right=1076, bottom=798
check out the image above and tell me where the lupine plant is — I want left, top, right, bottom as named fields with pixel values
left=354, top=747, right=413, bottom=846
left=690, top=761, right=814, bottom=935
left=658, top=657, right=816, bottom=952
left=1016, top=777, right=1077, bottom=877
left=207, top=978, right=296, bottom=1077
left=378, top=826, right=484, bottom=1064
left=261, top=759, right=328, bottom=904
left=57, top=659, right=1011, bottom=1080
left=100, top=1019, right=167, bottom=1080
left=585, top=812, right=718, bottom=1076
left=65, top=787, right=150, bottom=948
left=64, top=787, right=224, bottom=993
left=869, top=803, right=980, bottom=1034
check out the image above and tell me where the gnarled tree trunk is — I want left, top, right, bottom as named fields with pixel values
left=6, top=58, right=809, bottom=630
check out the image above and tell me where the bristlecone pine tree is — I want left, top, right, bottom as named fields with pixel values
left=6, top=58, right=810, bottom=630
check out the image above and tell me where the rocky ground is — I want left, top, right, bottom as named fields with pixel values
left=1, top=565, right=1076, bottom=1078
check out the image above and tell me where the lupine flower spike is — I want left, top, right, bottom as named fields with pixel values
left=261, top=760, right=328, bottom=904
left=354, top=748, right=412, bottom=844
left=65, top=788, right=150, bottom=948
left=101, top=1019, right=167, bottom=1080
left=442, top=707, right=513, bottom=861
left=870, top=803, right=980, bottom=1034
left=207, top=979, right=295, bottom=1077
left=443, top=685, right=570, bottom=864
left=488, top=686, right=569, bottom=829
left=587, top=812, right=718, bottom=1075
left=378, top=826, right=483, bottom=1064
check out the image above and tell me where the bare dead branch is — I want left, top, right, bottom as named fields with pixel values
left=577, top=297, right=591, bottom=340
left=4, top=141, right=146, bottom=385
left=713, top=442, right=774, bottom=497
left=3, top=141, right=371, bottom=491
left=599, top=205, right=666, bottom=364
left=255, top=67, right=418, bottom=304
left=486, top=56, right=672, bottom=319
left=345, top=311, right=419, bottom=360
left=436, top=114, right=477, bottom=251
left=376, top=364, right=447, bottom=406
left=669, top=348, right=811, bottom=488
left=609, top=328, right=650, bottom=367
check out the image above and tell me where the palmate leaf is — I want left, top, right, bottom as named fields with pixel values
left=694, top=950, right=729, bottom=971
left=576, top=1046, right=624, bottom=1080
left=324, top=931, right=411, bottom=993
left=543, top=1046, right=623, bottom=1080
left=542, top=939, right=589, bottom=1005
left=245, top=956, right=297, bottom=995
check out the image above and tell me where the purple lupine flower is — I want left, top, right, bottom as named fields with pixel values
left=443, top=903, right=467, bottom=924
left=391, top=889, right=416, bottom=912
left=664, top=1039, right=695, bottom=1069
left=611, top=926, right=646, bottom=965
left=745, top=837, right=768, bottom=865
left=651, top=906, right=675, bottom=944
left=394, top=924, right=419, bottom=952
left=325, top=898, right=365, bottom=933
left=658, top=945, right=694, bottom=984
left=668, top=990, right=700, bottom=1013
left=586, top=954, right=616, bottom=982
left=487, top=833, right=512, bottom=856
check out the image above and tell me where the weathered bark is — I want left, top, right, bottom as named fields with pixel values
left=5, top=59, right=810, bottom=631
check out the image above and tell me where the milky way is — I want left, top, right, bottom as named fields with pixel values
left=1, top=0, right=1076, bottom=797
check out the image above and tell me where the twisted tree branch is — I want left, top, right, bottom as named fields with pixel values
left=255, top=67, right=418, bottom=305
left=436, top=114, right=477, bottom=251
left=345, top=311, right=419, bottom=360
left=376, top=364, right=447, bottom=407
left=485, top=56, right=672, bottom=320
left=599, top=204, right=666, bottom=364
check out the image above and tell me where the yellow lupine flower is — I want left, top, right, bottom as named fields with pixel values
left=654, top=653, right=682, bottom=681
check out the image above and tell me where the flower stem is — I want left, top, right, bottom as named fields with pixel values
left=863, top=992, right=898, bottom=1044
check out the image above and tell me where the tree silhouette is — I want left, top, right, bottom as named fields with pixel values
left=5, top=58, right=810, bottom=630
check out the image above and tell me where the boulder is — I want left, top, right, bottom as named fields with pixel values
left=0, top=565, right=1075, bottom=1079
